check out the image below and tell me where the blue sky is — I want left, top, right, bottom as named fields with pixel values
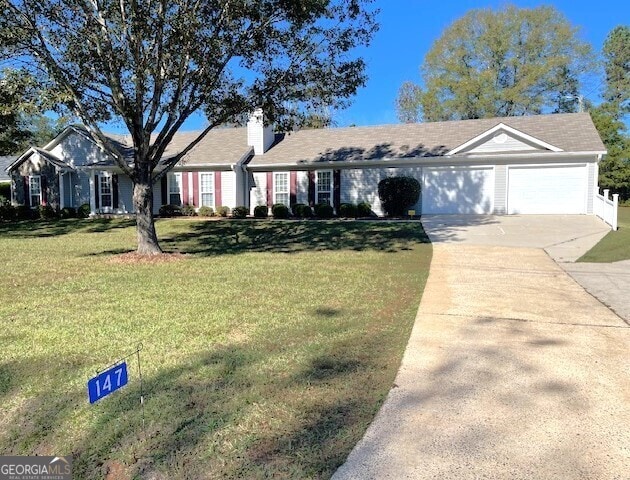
left=120, top=0, right=628, bottom=133
left=336, top=0, right=629, bottom=127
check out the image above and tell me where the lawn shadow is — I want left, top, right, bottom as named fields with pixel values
left=0, top=218, right=136, bottom=238
left=160, top=220, right=430, bottom=256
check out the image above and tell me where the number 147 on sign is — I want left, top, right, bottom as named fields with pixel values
left=88, top=362, right=128, bottom=404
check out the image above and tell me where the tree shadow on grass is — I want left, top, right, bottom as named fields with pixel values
left=0, top=218, right=136, bottom=238
left=161, top=220, right=430, bottom=256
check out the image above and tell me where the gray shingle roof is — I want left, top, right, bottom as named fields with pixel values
left=100, top=127, right=252, bottom=166
left=248, top=112, right=606, bottom=167
left=0, top=156, right=16, bottom=181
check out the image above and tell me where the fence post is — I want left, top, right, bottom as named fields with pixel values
left=612, top=194, right=619, bottom=231
left=603, top=189, right=609, bottom=200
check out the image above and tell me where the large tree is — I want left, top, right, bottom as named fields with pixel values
left=396, top=5, right=593, bottom=122
left=0, top=0, right=377, bottom=254
left=591, top=25, right=630, bottom=200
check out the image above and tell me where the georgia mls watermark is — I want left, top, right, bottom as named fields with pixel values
left=0, top=456, right=72, bottom=480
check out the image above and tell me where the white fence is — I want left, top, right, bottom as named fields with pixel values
left=594, top=188, right=619, bottom=230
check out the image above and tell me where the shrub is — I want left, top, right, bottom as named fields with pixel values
left=159, top=204, right=181, bottom=217
left=377, top=176, right=421, bottom=217
left=292, top=203, right=313, bottom=218
left=314, top=202, right=334, bottom=218
left=253, top=205, right=268, bottom=218
left=60, top=207, right=77, bottom=219
left=339, top=203, right=357, bottom=218
left=0, top=204, right=16, bottom=221
left=232, top=206, right=248, bottom=218
left=0, top=183, right=10, bottom=201
left=198, top=206, right=214, bottom=217
left=357, top=201, right=372, bottom=217
left=16, top=205, right=34, bottom=220
left=78, top=203, right=91, bottom=218
left=215, top=205, right=230, bottom=217
left=181, top=204, right=197, bottom=216
left=38, top=204, right=57, bottom=220
left=272, top=203, right=290, bottom=219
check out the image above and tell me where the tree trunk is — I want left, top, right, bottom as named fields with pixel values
left=133, top=178, right=163, bottom=255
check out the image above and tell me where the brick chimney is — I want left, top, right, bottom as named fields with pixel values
left=247, top=108, right=274, bottom=155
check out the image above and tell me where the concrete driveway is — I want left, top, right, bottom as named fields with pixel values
left=333, top=217, right=630, bottom=479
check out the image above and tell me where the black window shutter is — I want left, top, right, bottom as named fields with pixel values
left=112, top=174, right=119, bottom=208
left=94, top=174, right=100, bottom=209
left=161, top=176, right=168, bottom=205
left=333, top=170, right=341, bottom=212
left=23, top=176, right=30, bottom=207
left=308, top=171, right=315, bottom=206
left=41, top=176, right=48, bottom=206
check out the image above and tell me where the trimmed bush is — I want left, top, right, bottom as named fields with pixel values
left=159, top=204, right=182, bottom=217
left=339, top=203, right=357, bottom=218
left=215, top=205, right=230, bottom=217
left=272, top=203, right=290, bottom=219
left=357, top=201, right=372, bottom=217
left=0, top=183, right=10, bottom=201
left=78, top=203, right=91, bottom=218
left=292, top=203, right=313, bottom=218
left=198, top=206, right=214, bottom=217
left=60, top=207, right=77, bottom=219
left=232, top=206, right=248, bottom=218
left=181, top=204, right=197, bottom=216
left=253, top=205, right=268, bottom=218
left=38, top=205, right=57, bottom=220
left=377, top=176, right=421, bottom=217
left=16, top=205, right=34, bottom=220
left=0, top=204, right=16, bottom=221
left=314, top=202, right=334, bottom=218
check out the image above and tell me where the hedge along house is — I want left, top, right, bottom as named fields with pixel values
left=6, top=111, right=606, bottom=218
left=247, top=112, right=606, bottom=216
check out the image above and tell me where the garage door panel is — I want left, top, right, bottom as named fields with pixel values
left=423, top=167, right=494, bottom=214
left=508, top=165, right=586, bottom=214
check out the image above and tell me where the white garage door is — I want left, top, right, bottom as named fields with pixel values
left=508, top=165, right=586, bottom=214
left=422, top=167, right=495, bottom=214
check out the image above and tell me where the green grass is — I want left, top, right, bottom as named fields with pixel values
left=0, top=218, right=431, bottom=479
left=578, top=206, right=630, bottom=262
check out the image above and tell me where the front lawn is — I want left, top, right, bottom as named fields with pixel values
left=0, top=218, right=431, bottom=479
left=578, top=206, right=630, bottom=262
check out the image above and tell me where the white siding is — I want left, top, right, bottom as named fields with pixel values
left=587, top=163, right=596, bottom=214
left=340, top=167, right=423, bottom=216
left=117, top=174, right=134, bottom=213
left=467, top=133, right=541, bottom=154
left=249, top=172, right=267, bottom=214
left=297, top=171, right=309, bottom=204
left=221, top=171, right=236, bottom=208
left=152, top=178, right=163, bottom=214
left=50, top=132, right=115, bottom=167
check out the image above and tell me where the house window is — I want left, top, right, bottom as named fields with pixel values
left=274, top=172, right=289, bottom=206
left=29, top=176, right=42, bottom=206
left=316, top=170, right=332, bottom=205
left=200, top=172, right=214, bottom=207
left=168, top=173, right=182, bottom=206
left=99, top=174, right=112, bottom=208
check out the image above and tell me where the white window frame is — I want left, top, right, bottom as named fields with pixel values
left=29, top=175, right=42, bottom=207
left=199, top=172, right=215, bottom=208
left=316, top=170, right=333, bottom=205
left=99, top=172, right=113, bottom=210
left=274, top=172, right=289, bottom=206
left=168, top=172, right=183, bottom=206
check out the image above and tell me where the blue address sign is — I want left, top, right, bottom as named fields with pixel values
left=88, top=362, right=128, bottom=404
